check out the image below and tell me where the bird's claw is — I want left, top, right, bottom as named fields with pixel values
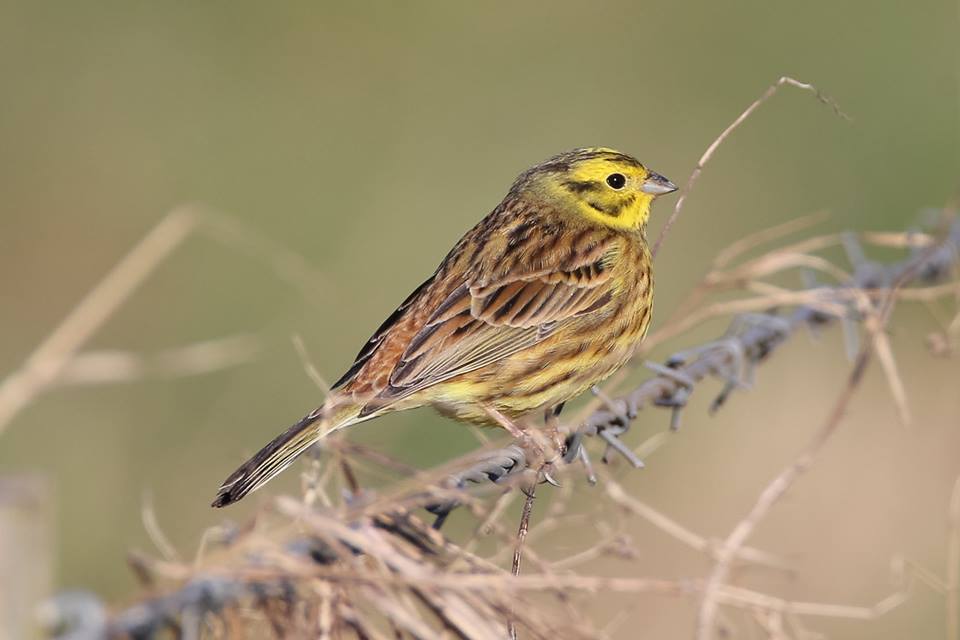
left=540, top=469, right=561, bottom=487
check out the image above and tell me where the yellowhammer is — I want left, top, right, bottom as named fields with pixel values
left=212, top=147, right=676, bottom=507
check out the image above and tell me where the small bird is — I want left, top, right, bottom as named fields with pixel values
left=212, top=148, right=676, bottom=507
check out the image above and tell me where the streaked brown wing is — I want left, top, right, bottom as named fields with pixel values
left=379, top=241, right=616, bottom=400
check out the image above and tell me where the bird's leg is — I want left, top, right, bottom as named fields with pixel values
left=482, top=405, right=547, bottom=461
left=543, top=402, right=566, bottom=456
left=481, top=405, right=562, bottom=489
left=537, top=403, right=567, bottom=487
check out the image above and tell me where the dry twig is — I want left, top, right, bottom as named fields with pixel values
left=16, top=76, right=960, bottom=640
left=0, top=208, right=197, bottom=436
left=42, top=216, right=959, bottom=640
left=652, top=76, right=849, bottom=258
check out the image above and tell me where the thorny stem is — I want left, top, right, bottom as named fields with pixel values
left=22, top=80, right=960, bottom=639
left=652, top=76, right=849, bottom=259
left=417, top=218, right=960, bottom=540
left=695, top=344, right=874, bottom=640
left=512, top=486, right=537, bottom=578
left=509, top=482, right=537, bottom=640
left=695, top=246, right=927, bottom=640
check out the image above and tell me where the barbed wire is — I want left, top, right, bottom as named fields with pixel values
left=42, top=217, right=960, bottom=639
left=423, top=218, right=960, bottom=524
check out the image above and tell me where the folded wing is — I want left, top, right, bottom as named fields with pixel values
left=374, top=239, right=617, bottom=406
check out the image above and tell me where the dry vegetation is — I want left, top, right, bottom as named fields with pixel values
left=5, top=78, right=960, bottom=639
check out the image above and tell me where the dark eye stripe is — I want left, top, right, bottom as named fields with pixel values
left=563, top=179, right=603, bottom=194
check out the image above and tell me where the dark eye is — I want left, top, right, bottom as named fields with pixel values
left=606, top=173, right=626, bottom=189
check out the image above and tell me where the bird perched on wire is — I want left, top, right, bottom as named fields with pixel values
left=212, top=147, right=677, bottom=507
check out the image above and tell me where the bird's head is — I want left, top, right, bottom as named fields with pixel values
left=515, top=147, right=677, bottom=231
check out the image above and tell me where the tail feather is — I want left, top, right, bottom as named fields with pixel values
left=211, top=403, right=357, bottom=508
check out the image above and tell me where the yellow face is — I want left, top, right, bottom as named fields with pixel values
left=526, top=147, right=677, bottom=231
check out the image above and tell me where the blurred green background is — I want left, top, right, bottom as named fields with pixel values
left=1, top=1, right=958, bottom=637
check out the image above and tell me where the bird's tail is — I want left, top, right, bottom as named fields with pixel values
left=211, top=400, right=360, bottom=508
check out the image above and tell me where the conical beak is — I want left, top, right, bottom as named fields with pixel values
left=641, top=171, right=678, bottom=196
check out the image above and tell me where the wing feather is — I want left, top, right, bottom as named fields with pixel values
left=380, top=239, right=617, bottom=399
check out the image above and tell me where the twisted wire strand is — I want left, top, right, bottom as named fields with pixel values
left=45, top=219, right=960, bottom=639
